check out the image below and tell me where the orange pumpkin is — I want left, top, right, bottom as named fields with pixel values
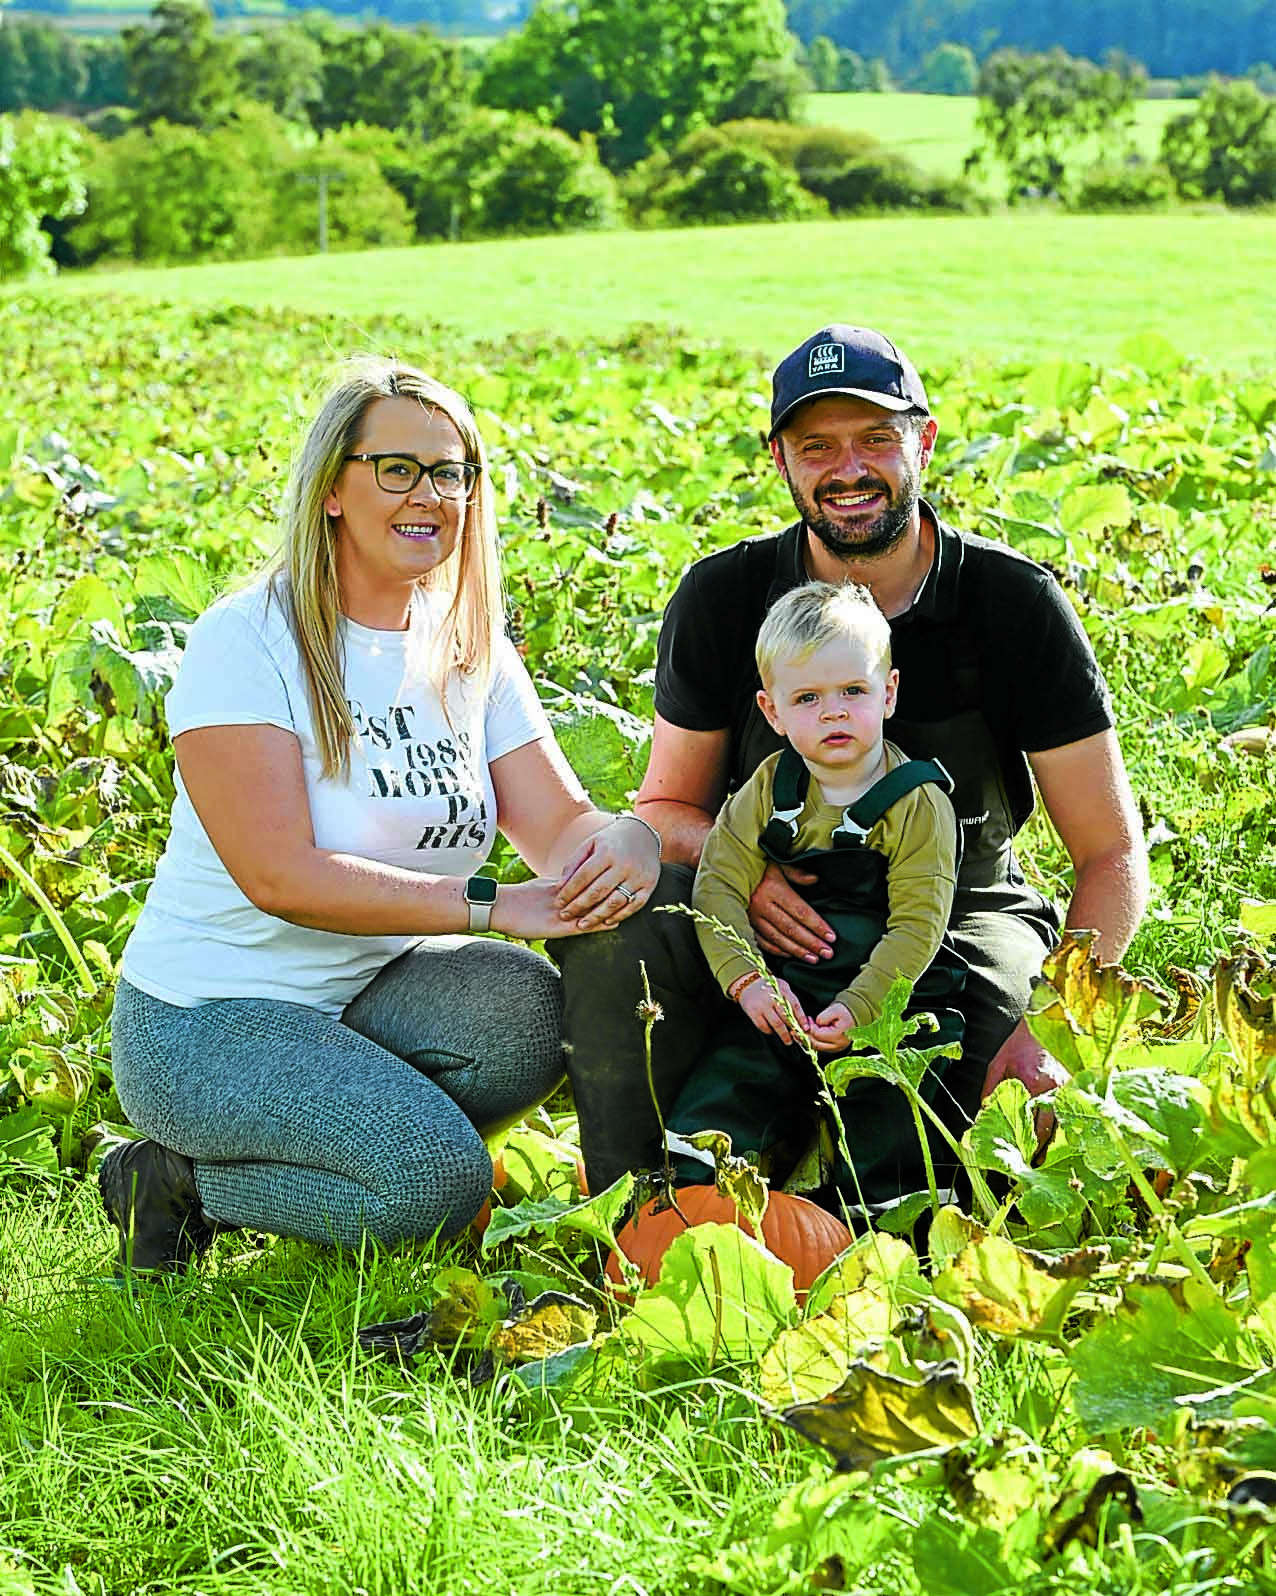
left=605, top=1186, right=852, bottom=1302
left=470, top=1152, right=510, bottom=1238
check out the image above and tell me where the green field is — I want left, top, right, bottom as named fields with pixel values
left=47, top=210, right=1276, bottom=373
left=805, top=92, right=1196, bottom=178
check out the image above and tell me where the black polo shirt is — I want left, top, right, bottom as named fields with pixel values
left=653, top=504, right=1113, bottom=837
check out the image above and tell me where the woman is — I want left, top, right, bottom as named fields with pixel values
left=101, top=358, right=659, bottom=1273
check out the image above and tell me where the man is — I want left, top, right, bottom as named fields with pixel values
left=553, top=324, right=1148, bottom=1201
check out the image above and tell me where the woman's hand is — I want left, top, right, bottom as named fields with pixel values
left=552, top=815, right=660, bottom=931
left=491, top=878, right=611, bottom=941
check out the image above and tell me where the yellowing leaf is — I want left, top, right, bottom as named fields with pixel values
left=490, top=1292, right=596, bottom=1364
left=1026, top=930, right=1167, bottom=1073
left=1215, top=945, right=1276, bottom=1083
left=779, top=1359, right=980, bottom=1473
left=761, top=1287, right=900, bottom=1407
left=934, top=1232, right=1103, bottom=1339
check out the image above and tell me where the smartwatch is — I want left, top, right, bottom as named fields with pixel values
left=464, top=874, right=498, bottom=933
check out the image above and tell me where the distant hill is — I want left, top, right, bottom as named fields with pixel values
left=1, top=0, right=531, bottom=34
left=786, top=0, right=1276, bottom=80
left=6, top=0, right=1275, bottom=75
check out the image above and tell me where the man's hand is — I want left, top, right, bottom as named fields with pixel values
left=747, top=860, right=836, bottom=963
left=739, top=976, right=809, bottom=1044
left=981, top=1018, right=1069, bottom=1146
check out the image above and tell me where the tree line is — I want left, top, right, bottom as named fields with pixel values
left=788, top=0, right=1276, bottom=81
left=2, top=0, right=1275, bottom=283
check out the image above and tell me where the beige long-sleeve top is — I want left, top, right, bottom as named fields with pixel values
left=692, top=742, right=958, bottom=1027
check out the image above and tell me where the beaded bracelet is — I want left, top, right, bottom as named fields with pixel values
left=727, top=971, right=765, bottom=1003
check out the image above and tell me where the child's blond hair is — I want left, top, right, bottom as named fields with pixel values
left=756, top=581, right=892, bottom=689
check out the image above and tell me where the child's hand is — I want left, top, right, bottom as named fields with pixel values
left=739, top=977, right=809, bottom=1044
left=805, top=1002, right=855, bottom=1053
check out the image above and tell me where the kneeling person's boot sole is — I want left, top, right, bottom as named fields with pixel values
left=98, top=1139, right=216, bottom=1274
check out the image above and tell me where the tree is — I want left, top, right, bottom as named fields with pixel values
left=478, top=0, right=802, bottom=170
left=1161, top=78, right=1276, bottom=204
left=70, top=106, right=414, bottom=265
left=0, top=23, right=32, bottom=113
left=123, top=0, right=238, bottom=128
left=237, top=23, right=324, bottom=126
left=0, top=111, right=85, bottom=280
left=403, top=109, right=620, bottom=238
left=804, top=35, right=841, bottom=92
left=312, top=23, right=468, bottom=137
left=81, top=35, right=129, bottom=110
left=0, top=20, right=87, bottom=112
left=914, top=41, right=977, bottom=95
left=968, top=47, right=1144, bottom=201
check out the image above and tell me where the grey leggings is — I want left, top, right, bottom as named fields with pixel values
left=110, top=937, right=564, bottom=1248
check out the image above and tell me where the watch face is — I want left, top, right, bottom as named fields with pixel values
left=466, top=875, right=498, bottom=905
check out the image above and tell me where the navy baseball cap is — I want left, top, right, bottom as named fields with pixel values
left=769, top=325, right=930, bottom=439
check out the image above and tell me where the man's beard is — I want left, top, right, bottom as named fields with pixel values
left=789, top=466, right=920, bottom=562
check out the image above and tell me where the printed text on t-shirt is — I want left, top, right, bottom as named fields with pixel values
left=348, top=699, right=488, bottom=849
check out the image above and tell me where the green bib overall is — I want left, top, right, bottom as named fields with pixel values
left=668, top=747, right=967, bottom=1204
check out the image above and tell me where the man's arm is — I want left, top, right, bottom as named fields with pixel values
left=634, top=715, right=730, bottom=867
left=635, top=714, right=836, bottom=960
left=982, top=727, right=1149, bottom=1101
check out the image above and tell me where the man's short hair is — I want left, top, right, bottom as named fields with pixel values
left=756, top=581, right=892, bottom=689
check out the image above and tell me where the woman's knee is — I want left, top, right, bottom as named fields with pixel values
left=372, top=1129, right=493, bottom=1244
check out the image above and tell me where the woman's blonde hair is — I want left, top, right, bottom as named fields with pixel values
left=269, top=357, right=504, bottom=779
left=756, top=581, right=892, bottom=689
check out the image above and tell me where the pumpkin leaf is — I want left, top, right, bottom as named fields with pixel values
left=482, top=1172, right=633, bottom=1254
left=495, top=1123, right=586, bottom=1203
left=1069, top=1279, right=1273, bottom=1433
left=824, top=976, right=958, bottom=1098
left=507, top=1341, right=600, bottom=1398
left=619, top=1222, right=796, bottom=1372
left=489, top=1291, right=596, bottom=1365
left=0, top=1104, right=59, bottom=1179
left=1025, top=930, right=1167, bottom=1074
left=762, top=1293, right=975, bottom=1407
left=1215, top=944, right=1276, bottom=1081
left=761, top=1287, right=902, bottom=1407
left=804, top=1230, right=928, bottom=1319
left=10, top=1044, right=93, bottom=1117
left=933, top=1230, right=1104, bottom=1341
left=680, top=1128, right=770, bottom=1232
left=779, top=1358, right=981, bottom=1473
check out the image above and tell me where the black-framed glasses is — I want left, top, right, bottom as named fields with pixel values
left=344, top=454, right=481, bottom=499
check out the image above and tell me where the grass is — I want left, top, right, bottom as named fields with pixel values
left=45, top=210, right=1276, bottom=372
left=803, top=92, right=1195, bottom=178
left=0, top=1183, right=909, bottom=1596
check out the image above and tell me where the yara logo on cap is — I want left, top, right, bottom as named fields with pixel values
left=808, top=343, right=844, bottom=377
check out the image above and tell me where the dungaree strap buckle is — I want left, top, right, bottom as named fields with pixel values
left=770, top=802, right=805, bottom=841
left=834, top=808, right=870, bottom=844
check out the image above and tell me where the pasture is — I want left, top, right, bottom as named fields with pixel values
left=806, top=92, right=1197, bottom=178
left=47, top=210, right=1276, bottom=372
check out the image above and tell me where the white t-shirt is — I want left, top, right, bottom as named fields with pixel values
left=122, top=578, right=551, bottom=1014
